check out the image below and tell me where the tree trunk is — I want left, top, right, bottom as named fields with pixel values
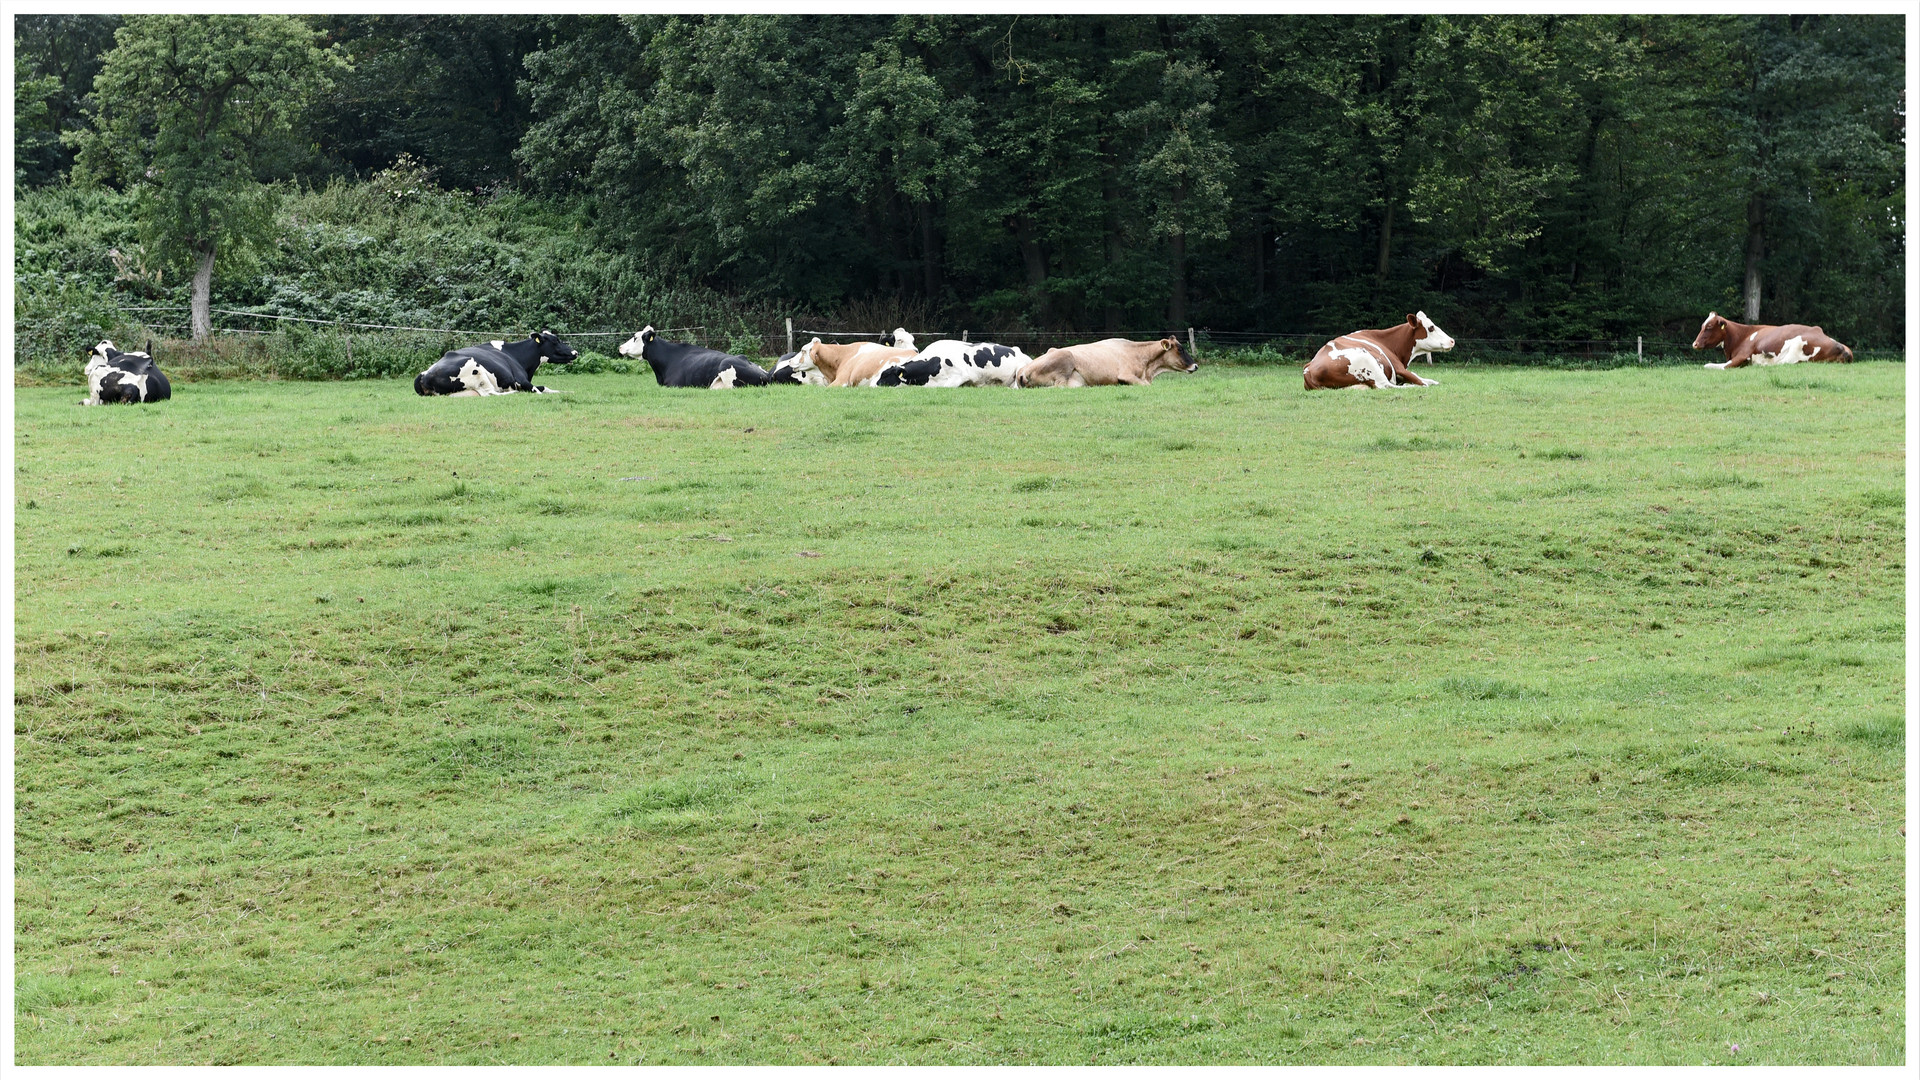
left=1168, top=181, right=1188, bottom=328
left=1253, top=224, right=1265, bottom=304
left=1102, top=137, right=1124, bottom=332
left=1169, top=230, right=1187, bottom=328
left=1743, top=193, right=1764, bottom=321
left=1013, top=216, right=1050, bottom=324
left=917, top=200, right=942, bottom=301
left=1375, top=195, right=1395, bottom=279
left=191, top=244, right=216, bottom=342
left=887, top=195, right=909, bottom=303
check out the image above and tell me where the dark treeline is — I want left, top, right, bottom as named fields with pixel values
left=15, top=13, right=1907, bottom=346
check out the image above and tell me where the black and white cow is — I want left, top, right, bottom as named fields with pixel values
left=619, top=326, right=771, bottom=388
left=874, top=339, right=1035, bottom=387
left=81, top=340, right=171, bottom=405
left=414, top=331, right=578, bottom=396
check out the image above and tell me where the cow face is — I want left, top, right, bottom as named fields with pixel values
left=1161, top=336, right=1199, bottom=373
left=1410, top=312, right=1455, bottom=354
left=1692, top=313, right=1728, bottom=349
left=618, top=326, right=658, bottom=359
left=891, top=327, right=915, bottom=350
left=533, top=330, right=578, bottom=364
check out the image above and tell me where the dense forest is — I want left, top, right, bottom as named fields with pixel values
left=13, top=13, right=1908, bottom=368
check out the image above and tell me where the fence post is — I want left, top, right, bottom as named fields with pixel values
left=1188, top=327, right=1196, bottom=358
left=1637, top=336, right=1643, bottom=361
left=785, top=318, right=793, bottom=355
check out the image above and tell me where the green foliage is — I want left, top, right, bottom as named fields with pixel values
left=305, top=16, right=548, bottom=189
left=13, top=14, right=1909, bottom=348
left=69, top=15, right=349, bottom=337
left=504, top=14, right=1902, bottom=342
left=12, top=15, right=122, bottom=187
left=12, top=173, right=770, bottom=377
left=14, top=364, right=1904, bottom=1063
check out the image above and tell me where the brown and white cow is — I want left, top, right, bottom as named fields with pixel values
left=1013, top=336, right=1197, bottom=387
left=1302, top=312, right=1454, bottom=391
left=1691, top=312, right=1852, bottom=369
left=794, top=337, right=920, bottom=387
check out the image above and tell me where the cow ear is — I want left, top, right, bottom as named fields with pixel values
left=1406, top=313, right=1419, bottom=326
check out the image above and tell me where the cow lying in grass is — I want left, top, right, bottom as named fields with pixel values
left=620, top=327, right=771, bottom=388
left=414, top=331, right=578, bottom=396
left=1302, top=313, right=1453, bottom=390
left=789, top=337, right=918, bottom=387
left=874, top=340, right=1035, bottom=387
left=1014, top=336, right=1197, bottom=387
left=1692, top=312, right=1853, bottom=369
left=81, top=340, right=170, bottom=405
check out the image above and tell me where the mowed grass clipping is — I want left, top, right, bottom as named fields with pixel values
left=14, top=362, right=1906, bottom=1065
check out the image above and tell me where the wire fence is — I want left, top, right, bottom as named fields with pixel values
left=16, top=303, right=1903, bottom=372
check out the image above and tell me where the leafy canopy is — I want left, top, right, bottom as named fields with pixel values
left=70, top=14, right=346, bottom=270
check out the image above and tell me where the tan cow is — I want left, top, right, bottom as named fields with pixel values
left=1013, top=336, right=1197, bottom=387
left=1302, top=312, right=1453, bottom=390
left=1691, top=312, right=1853, bottom=369
left=795, top=338, right=920, bottom=387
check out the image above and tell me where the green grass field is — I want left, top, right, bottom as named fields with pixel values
left=13, top=361, right=1906, bottom=1064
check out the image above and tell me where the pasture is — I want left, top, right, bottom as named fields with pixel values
left=13, top=361, right=1906, bottom=1064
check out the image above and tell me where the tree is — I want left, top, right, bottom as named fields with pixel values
left=838, top=39, right=979, bottom=302
left=12, top=15, right=122, bottom=187
left=307, top=15, right=549, bottom=189
left=1727, top=15, right=1904, bottom=325
left=69, top=15, right=345, bottom=340
left=1117, top=49, right=1235, bottom=326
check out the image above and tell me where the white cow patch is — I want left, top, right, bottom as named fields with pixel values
left=488, top=340, right=505, bottom=350
left=710, top=367, right=740, bottom=389
left=1331, top=343, right=1394, bottom=388
left=457, top=358, right=508, bottom=395
left=1752, top=335, right=1816, bottom=366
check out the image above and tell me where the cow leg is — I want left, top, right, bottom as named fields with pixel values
left=1386, top=355, right=1436, bottom=387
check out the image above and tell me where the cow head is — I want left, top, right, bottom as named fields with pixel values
left=770, top=348, right=826, bottom=385
left=891, top=327, right=915, bottom=350
left=531, top=329, right=578, bottom=364
left=86, top=339, right=148, bottom=368
left=1155, top=335, right=1199, bottom=375
left=1692, top=312, right=1729, bottom=350
left=618, top=326, right=658, bottom=359
left=1409, top=312, right=1454, bottom=355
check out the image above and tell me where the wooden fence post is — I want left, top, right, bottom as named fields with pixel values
left=1637, top=336, right=1643, bottom=361
left=1188, top=327, right=1196, bottom=358
left=961, top=330, right=968, bottom=343
left=786, top=318, right=793, bottom=355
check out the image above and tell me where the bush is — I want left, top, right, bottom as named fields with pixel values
left=14, top=177, right=778, bottom=378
